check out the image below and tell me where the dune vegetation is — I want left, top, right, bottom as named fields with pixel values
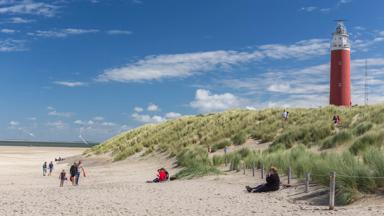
left=87, top=104, right=384, bottom=205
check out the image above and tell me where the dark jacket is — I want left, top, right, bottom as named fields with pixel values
left=70, top=165, right=78, bottom=176
left=266, top=173, right=280, bottom=191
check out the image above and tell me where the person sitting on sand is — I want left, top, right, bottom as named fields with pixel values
left=245, top=167, right=280, bottom=193
left=147, top=168, right=168, bottom=183
left=59, top=169, right=67, bottom=187
left=48, top=161, right=54, bottom=176
left=69, top=162, right=77, bottom=186
left=42, top=162, right=47, bottom=176
left=75, top=160, right=86, bottom=185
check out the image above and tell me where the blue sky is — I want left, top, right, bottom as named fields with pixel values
left=1, top=0, right=384, bottom=142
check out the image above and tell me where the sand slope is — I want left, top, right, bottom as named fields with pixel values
left=1, top=146, right=384, bottom=216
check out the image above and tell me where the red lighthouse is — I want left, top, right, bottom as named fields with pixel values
left=330, top=21, right=351, bottom=106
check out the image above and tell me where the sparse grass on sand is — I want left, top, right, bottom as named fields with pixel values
left=87, top=104, right=384, bottom=205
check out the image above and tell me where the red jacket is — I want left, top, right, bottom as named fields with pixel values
left=158, top=170, right=167, bottom=181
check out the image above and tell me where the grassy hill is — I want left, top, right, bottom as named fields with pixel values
left=87, top=104, right=384, bottom=205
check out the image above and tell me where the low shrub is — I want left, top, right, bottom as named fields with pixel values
left=231, top=132, right=247, bottom=145
left=174, top=147, right=220, bottom=179
left=353, top=122, right=373, bottom=136
left=350, top=131, right=384, bottom=155
left=321, top=131, right=352, bottom=149
left=212, top=139, right=231, bottom=151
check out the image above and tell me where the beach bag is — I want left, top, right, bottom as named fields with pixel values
left=70, top=176, right=74, bottom=182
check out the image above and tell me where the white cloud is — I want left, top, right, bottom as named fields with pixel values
left=47, top=121, right=66, bottom=129
left=107, top=30, right=132, bottom=35
left=300, top=6, right=317, bottom=12
left=53, top=81, right=87, bottom=87
left=339, top=0, right=352, bottom=4
left=9, top=120, right=19, bottom=127
left=190, top=89, right=243, bottom=112
left=28, top=28, right=99, bottom=38
left=132, top=113, right=164, bottom=124
left=299, top=6, right=330, bottom=13
left=7, top=17, right=34, bottom=23
left=0, top=1, right=58, bottom=17
left=1, top=28, right=16, bottom=34
left=134, top=106, right=144, bottom=112
left=93, top=116, right=104, bottom=121
left=0, top=39, right=26, bottom=52
left=47, top=107, right=73, bottom=117
left=74, top=120, right=85, bottom=125
left=218, top=57, right=384, bottom=108
left=8, top=120, right=35, bottom=137
left=147, top=103, right=159, bottom=112
left=165, top=112, right=182, bottom=119
left=27, top=117, right=37, bottom=121
left=101, top=122, right=116, bottom=126
left=97, top=38, right=330, bottom=82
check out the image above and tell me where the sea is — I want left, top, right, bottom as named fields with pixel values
left=0, top=140, right=98, bottom=148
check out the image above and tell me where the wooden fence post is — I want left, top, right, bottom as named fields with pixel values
left=329, top=171, right=336, bottom=210
left=252, top=162, right=255, bottom=177
left=261, top=164, right=264, bottom=179
left=243, top=161, right=246, bottom=175
left=305, top=172, right=310, bottom=193
left=288, top=167, right=292, bottom=185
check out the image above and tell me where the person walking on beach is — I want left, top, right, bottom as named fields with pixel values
left=69, top=162, right=77, bottom=186
left=42, top=162, right=47, bottom=176
left=59, top=169, right=67, bottom=187
left=75, top=160, right=86, bottom=185
left=48, top=161, right=54, bottom=176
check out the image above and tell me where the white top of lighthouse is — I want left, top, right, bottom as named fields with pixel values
left=331, top=21, right=350, bottom=51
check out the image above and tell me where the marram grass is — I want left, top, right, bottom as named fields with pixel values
left=87, top=104, right=384, bottom=204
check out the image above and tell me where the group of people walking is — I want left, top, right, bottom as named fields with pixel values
left=42, top=160, right=86, bottom=187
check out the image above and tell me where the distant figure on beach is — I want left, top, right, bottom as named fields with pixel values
left=245, top=167, right=280, bottom=193
left=59, top=169, right=67, bottom=187
left=332, top=114, right=341, bottom=125
left=147, top=168, right=168, bottom=183
left=42, top=162, right=47, bottom=176
left=69, top=162, right=77, bottom=186
left=55, top=157, right=64, bottom=162
left=282, top=110, right=289, bottom=121
left=48, top=161, right=54, bottom=176
left=75, top=160, right=86, bottom=185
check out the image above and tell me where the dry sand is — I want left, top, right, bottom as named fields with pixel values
left=1, top=146, right=384, bottom=216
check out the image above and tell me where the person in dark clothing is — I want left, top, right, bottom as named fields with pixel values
left=69, top=162, right=78, bottom=186
left=48, top=161, right=54, bottom=176
left=246, top=167, right=280, bottom=193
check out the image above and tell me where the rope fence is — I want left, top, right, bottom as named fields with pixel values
left=235, top=162, right=384, bottom=210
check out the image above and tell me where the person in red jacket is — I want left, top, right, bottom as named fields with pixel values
left=147, top=168, right=169, bottom=183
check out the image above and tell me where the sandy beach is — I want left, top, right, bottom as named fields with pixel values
left=1, top=146, right=384, bottom=216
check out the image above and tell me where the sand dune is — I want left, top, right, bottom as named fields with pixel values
left=0, top=146, right=383, bottom=216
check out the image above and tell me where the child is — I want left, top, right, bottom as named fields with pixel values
left=59, top=169, right=67, bottom=187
